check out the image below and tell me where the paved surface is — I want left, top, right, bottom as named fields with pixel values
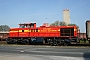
left=0, top=45, right=90, bottom=60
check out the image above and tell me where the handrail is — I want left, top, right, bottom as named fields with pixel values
left=0, top=31, right=9, bottom=33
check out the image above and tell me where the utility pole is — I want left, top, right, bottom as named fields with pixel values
left=46, top=18, right=47, bottom=26
left=46, top=18, right=47, bottom=23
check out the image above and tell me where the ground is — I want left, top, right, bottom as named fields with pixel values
left=0, top=45, right=90, bottom=60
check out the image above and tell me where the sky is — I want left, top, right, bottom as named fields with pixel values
left=0, top=0, right=90, bottom=32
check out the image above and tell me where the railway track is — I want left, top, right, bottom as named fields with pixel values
left=0, top=41, right=7, bottom=44
left=0, top=41, right=90, bottom=47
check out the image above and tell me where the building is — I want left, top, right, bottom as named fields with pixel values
left=42, top=23, right=50, bottom=27
left=63, top=9, right=70, bottom=24
left=0, top=31, right=9, bottom=41
left=77, top=33, right=86, bottom=39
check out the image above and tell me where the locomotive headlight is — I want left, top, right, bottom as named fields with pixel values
left=74, top=29, right=77, bottom=31
left=58, top=30, right=60, bottom=31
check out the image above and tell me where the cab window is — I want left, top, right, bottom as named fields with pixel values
left=19, top=25, right=25, bottom=28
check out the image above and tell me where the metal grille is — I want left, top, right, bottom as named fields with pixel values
left=60, top=28, right=74, bottom=36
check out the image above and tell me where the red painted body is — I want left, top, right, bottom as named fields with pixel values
left=9, top=25, right=78, bottom=38
left=9, top=28, right=19, bottom=37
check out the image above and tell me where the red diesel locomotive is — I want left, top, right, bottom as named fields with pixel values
left=6, top=22, right=79, bottom=46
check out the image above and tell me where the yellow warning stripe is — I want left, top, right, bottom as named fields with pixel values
left=19, top=30, right=22, bottom=32
left=24, top=30, right=29, bottom=32
left=38, top=30, right=40, bottom=32
left=19, top=30, right=30, bottom=32
left=10, top=31, right=18, bottom=32
left=10, top=29, right=60, bottom=33
left=38, top=30, right=60, bottom=32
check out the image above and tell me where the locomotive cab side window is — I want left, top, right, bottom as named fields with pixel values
left=19, top=25, right=25, bottom=28
left=30, top=23, right=34, bottom=28
left=27, top=25, right=30, bottom=28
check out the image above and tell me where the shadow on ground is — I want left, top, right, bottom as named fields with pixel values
left=83, top=52, right=90, bottom=60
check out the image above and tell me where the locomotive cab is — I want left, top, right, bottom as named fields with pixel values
left=6, top=22, right=37, bottom=44
left=19, top=22, right=36, bottom=28
left=16, top=23, right=36, bottom=44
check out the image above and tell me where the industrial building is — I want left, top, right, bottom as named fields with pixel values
left=63, top=9, right=70, bottom=24
left=0, top=31, right=9, bottom=41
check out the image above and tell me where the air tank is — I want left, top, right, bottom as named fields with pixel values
left=86, top=20, right=90, bottom=40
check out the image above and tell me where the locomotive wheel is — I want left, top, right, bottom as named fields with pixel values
left=7, top=42, right=11, bottom=44
left=53, top=39, right=58, bottom=46
left=50, top=43, right=58, bottom=46
left=13, top=39, right=17, bottom=44
left=17, top=41, right=21, bottom=44
left=50, top=43, right=54, bottom=46
left=54, top=43, right=58, bottom=46
left=63, top=42, right=70, bottom=46
left=50, top=41, right=58, bottom=46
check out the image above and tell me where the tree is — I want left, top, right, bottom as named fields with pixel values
left=54, top=21, right=60, bottom=26
left=68, top=23, right=79, bottom=29
left=68, top=24, right=76, bottom=26
left=0, top=25, right=10, bottom=32
left=50, top=23, right=56, bottom=26
left=50, top=20, right=79, bottom=29
left=59, top=21, right=67, bottom=26
left=50, top=21, right=67, bottom=26
left=0, top=26, right=2, bottom=31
